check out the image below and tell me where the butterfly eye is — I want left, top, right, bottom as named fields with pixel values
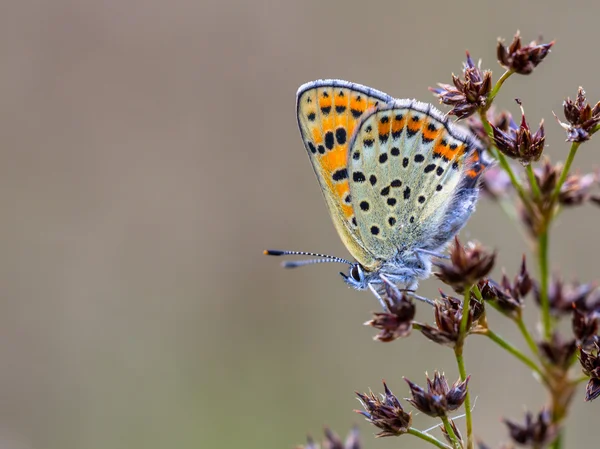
left=350, top=265, right=362, bottom=282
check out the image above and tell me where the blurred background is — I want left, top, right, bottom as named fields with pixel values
left=1, top=0, right=599, bottom=448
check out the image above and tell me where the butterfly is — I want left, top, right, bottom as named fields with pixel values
left=265, top=80, right=488, bottom=304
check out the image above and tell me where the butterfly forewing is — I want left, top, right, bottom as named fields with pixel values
left=296, top=80, right=394, bottom=269
left=348, top=101, right=486, bottom=254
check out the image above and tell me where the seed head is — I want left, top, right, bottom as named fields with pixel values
left=503, top=408, right=559, bottom=447
left=435, top=238, right=495, bottom=292
left=534, top=277, right=597, bottom=317
left=365, top=289, right=415, bottom=342
left=579, top=341, right=600, bottom=401
left=497, top=31, right=554, bottom=75
left=430, top=52, right=492, bottom=119
left=554, top=87, right=600, bottom=142
left=355, top=382, right=412, bottom=437
left=297, top=427, right=361, bottom=449
left=405, top=372, right=470, bottom=417
left=417, top=291, right=486, bottom=346
left=491, top=99, right=545, bottom=165
left=538, top=332, right=577, bottom=371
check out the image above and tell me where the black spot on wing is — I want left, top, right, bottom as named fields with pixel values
left=335, top=128, right=347, bottom=145
left=353, top=172, right=366, bottom=183
left=325, top=131, right=335, bottom=150
left=332, top=169, right=348, bottom=181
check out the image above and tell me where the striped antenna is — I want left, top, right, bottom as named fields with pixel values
left=263, top=249, right=352, bottom=266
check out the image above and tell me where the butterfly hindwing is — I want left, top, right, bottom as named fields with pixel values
left=348, top=100, right=487, bottom=255
left=296, top=80, right=395, bottom=269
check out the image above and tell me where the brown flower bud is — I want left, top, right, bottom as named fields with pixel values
left=538, top=332, right=577, bottom=371
left=572, top=307, right=599, bottom=347
left=497, top=31, right=554, bottom=75
left=430, top=52, right=492, bottom=119
left=491, top=100, right=545, bottom=165
left=434, top=238, right=495, bottom=292
left=405, top=372, right=470, bottom=417
left=355, top=382, right=412, bottom=437
left=579, top=341, right=600, bottom=401
left=417, top=291, right=486, bottom=347
left=534, top=277, right=597, bottom=316
left=297, top=427, right=361, bottom=449
left=503, top=408, right=558, bottom=447
left=554, top=87, right=600, bottom=142
left=478, top=277, right=523, bottom=318
left=365, top=289, right=415, bottom=342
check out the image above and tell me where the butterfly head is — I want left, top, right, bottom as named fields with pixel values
left=340, top=263, right=369, bottom=289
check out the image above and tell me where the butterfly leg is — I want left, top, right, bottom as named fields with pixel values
left=368, top=284, right=390, bottom=312
left=415, top=248, right=450, bottom=260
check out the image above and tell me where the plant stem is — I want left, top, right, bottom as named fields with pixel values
left=455, top=287, right=473, bottom=449
left=481, top=329, right=548, bottom=385
left=440, top=416, right=462, bottom=449
left=551, top=141, right=580, bottom=202
left=551, top=431, right=563, bottom=449
left=526, top=164, right=541, bottom=201
left=515, top=316, right=542, bottom=362
left=487, top=69, right=514, bottom=106
left=408, top=428, right=453, bottom=449
left=538, top=230, right=551, bottom=340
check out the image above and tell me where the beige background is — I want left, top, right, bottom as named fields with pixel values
left=1, top=0, right=599, bottom=448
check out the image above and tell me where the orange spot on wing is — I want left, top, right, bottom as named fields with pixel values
left=319, top=96, right=332, bottom=110
left=350, top=96, right=364, bottom=110
left=422, top=122, right=440, bottom=141
left=392, top=115, right=405, bottom=134
left=407, top=120, right=422, bottom=135
left=335, top=95, right=346, bottom=108
left=378, top=119, right=391, bottom=137
left=434, top=142, right=465, bottom=161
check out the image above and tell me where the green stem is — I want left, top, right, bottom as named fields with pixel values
left=481, top=329, right=549, bottom=385
left=551, top=431, right=563, bottom=449
left=486, top=69, right=514, bottom=106
left=538, top=230, right=551, bottom=340
left=526, top=164, right=541, bottom=201
left=551, top=141, right=580, bottom=202
left=440, top=416, right=462, bottom=449
left=408, top=428, right=452, bottom=449
left=515, top=316, right=542, bottom=362
left=455, top=287, right=473, bottom=449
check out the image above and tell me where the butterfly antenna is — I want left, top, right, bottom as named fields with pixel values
left=281, top=258, right=351, bottom=269
left=263, top=250, right=352, bottom=267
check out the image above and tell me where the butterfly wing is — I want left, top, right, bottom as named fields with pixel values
left=296, top=80, right=395, bottom=269
left=347, top=100, right=487, bottom=256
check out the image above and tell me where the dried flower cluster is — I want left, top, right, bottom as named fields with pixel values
left=288, top=31, right=600, bottom=449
